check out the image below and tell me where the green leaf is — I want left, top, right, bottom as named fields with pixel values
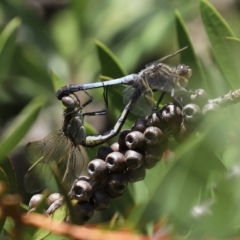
left=175, top=9, right=208, bottom=91
left=0, top=17, right=21, bottom=79
left=51, top=70, right=67, bottom=94
left=0, top=96, right=47, bottom=160
left=0, top=155, right=18, bottom=193
left=95, top=39, right=127, bottom=78
left=51, top=165, right=81, bottom=225
left=200, top=0, right=239, bottom=90
left=95, top=40, right=127, bottom=114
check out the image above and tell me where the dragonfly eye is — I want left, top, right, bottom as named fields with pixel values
left=62, top=96, right=75, bottom=109
left=177, top=64, right=192, bottom=78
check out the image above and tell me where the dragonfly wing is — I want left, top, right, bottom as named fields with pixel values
left=24, top=160, right=52, bottom=193
left=123, top=85, right=154, bottom=117
left=25, top=130, right=71, bottom=193
left=58, top=145, right=84, bottom=190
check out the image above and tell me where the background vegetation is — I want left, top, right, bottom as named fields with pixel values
left=0, top=0, right=240, bottom=239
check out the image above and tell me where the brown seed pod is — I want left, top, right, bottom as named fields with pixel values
left=110, top=142, right=119, bottom=152
left=146, top=112, right=166, bottom=129
left=105, top=185, right=124, bottom=199
left=127, top=165, right=146, bottom=183
left=91, top=189, right=111, bottom=211
left=183, top=103, right=202, bottom=123
left=75, top=201, right=94, bottom=222
left=118, top=129, right=131, bottom=150
left=131, top=118, right=147, bottom=133
left=160, top=103, right=182, bottom=125
left=29, top=194, right=45, bottom=210
left=143, top=160, right=158, bottom=169
left=190, top=89, right=208, bottom=107
left=88, top=159, right=108, bottom=180
left=125, top=131, right=145, bottom=149
left=144, top=144, right=163, bottom=167
left=107, top=172, right=128, bottom=195
left=160, top=138, right=169, bottom=153
left=96, top=146, right=113, bottom=160
left=105, top=152, right=126, bottom=172
left=125, top=150, right=144, bottom=169
left=47, top=193, right=61, bottom=208
left=144, top=126, right=164, bottom=145
left=69, top=179, right=92, bottom=202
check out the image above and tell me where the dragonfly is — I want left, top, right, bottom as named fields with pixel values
left=56, top=47, right=192, bottom=116
left=24, top=88, right=132, bottom=193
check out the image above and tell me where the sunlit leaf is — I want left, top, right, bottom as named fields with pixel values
left=175, top=9, right=208, bottom=91
left=200, top=0, right=239, bottom=90
left=0, top=17, right=21, bottom=79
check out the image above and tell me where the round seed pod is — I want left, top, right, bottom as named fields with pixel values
left=183, top=103, right=202, bottom=123
left=160, top=103, right=182, bottom=125
left=143, top=160, right=158, bottom=169
left=105, top=185, right=124, bottom=199
left=47, top=193, right=61, bottom=208
left=131, top=118, right=147, bottom=133
left=107, top=172, right=128, bottom=194
left=118, top=129, right=131, bottom=150
left=146, top=112, right=166, bottom=129
left=144, top=145, right=163, bottom=168
left=173, top=122, right=189, bottom=143
left=96, top=146, right=113, bottom=160
left=125, top=131, right=145, bottom=149
left=91, top=189, right=111, bottom=211
left=88, top=159, right=108, bottom=180
left=46, top=198, right=64, bottom=215
left=29, top=194, right=45, bottom=210
left=144, top=126, right=163, bottom=145
left=110, top=142, right=119, bottom=152
left=125, top=150, right=144, bottom=169
left=106, top=152, right=126, bottom=172
left=190, top=89, right=208, bottom=107
left=161, top=138, right=169, bottom=152
left=127, top=165, right=146, bottom=183
left=75, top=201, right=94, bottom=222
left=69, top=179, right=92, bottom=201
left=202, top=102, right=220, bottom=117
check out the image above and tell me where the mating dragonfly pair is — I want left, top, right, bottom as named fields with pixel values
left=24, top=47, right=192, bottom=193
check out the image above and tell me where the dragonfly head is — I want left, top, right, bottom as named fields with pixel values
left=62, top=94, right=81, bottom=115
left=176, top=64, right=192, bottom=79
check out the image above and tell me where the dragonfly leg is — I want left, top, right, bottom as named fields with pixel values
left=83, top=100, right=132, bottom=147
left=82, top=85, right=109, bottom=117
left=81, top=90, right=94, bottom=108
left=154, top=92, right=166, bottom=111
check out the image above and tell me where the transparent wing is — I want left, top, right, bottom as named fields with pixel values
left=59, top=145, right=84, bottom=190
left=123, top=85, right=154, bottom=117
left=25, top=130, right=71, bottom=193
left=24, top=161, right=52, bottom=193
left=144, top=64, right=176, bottom=93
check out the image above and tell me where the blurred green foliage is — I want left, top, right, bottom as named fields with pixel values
left=1, top=0, right=240, bottom=239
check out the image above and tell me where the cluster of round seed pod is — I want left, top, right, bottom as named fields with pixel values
left=29, top=89, right=221, bottom=223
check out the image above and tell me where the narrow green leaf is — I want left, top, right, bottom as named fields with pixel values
left=95, top=40, right=126, bottom=114
left=51, top=166, right=81, bottom=225
left=200, top=0, right=239, bottom=89
left=0, top=17, right=21, bottom=79
left=51, top=70, right=67, bottom=94
left=95, top=39, right=127, bottom=78
left=0, top=96, right=47, bottom=160
left=0, top=155, right=18, bottom=193
left=175, top=9, right=208, bottom=91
